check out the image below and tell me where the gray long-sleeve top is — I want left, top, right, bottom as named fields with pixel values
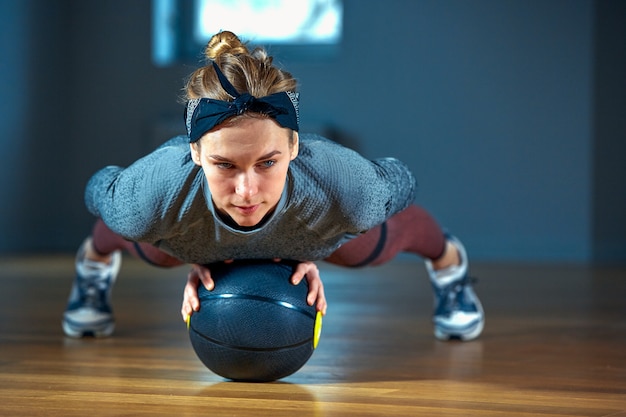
left=85, top=134, right=416, bottom=264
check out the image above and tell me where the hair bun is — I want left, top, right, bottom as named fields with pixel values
left=205, top=30, right=249, bottom=60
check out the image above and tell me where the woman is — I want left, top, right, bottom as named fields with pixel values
left=63, top=31, right=484, bottom=342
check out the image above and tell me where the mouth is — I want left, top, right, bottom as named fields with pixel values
left=233, top=204, right=260, bottom=216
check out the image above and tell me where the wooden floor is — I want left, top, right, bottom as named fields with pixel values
left=0, top=255, right=624, bottom=416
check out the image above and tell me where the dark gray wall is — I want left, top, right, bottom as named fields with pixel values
left=0, top=0, right=71, bottom=251
left=0, top=0, right=624, bottom=264
left=592, top=0, right=626, bottom=264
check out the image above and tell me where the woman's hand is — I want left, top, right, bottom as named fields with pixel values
left=289, top=260, right=327, bottom=316
left=181, top=263, right=217, bottom=321
left=181, top=259, right=327, bottom=322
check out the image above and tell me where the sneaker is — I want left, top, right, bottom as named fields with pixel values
left=62, top=240, right=122, bottom=338
left=425, top=235, right=484, bottom=341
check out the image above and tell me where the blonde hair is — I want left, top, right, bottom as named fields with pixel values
left=184, top=31, right=298, bottom=101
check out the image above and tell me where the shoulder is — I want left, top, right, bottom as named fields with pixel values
left=86, top=135, right=203, bottom=241
left=288, top=134, right=380, bottom=230
left=289, top=133, right=416, bottom=231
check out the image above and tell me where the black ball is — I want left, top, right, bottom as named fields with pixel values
left=188, top=259, right=321, bottom=382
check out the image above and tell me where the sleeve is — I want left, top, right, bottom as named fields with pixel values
left=299, top=136, right=417, bottom=234
left=84, top=136, right=202, bottom=243
left=370, top=156, right=418, bottom=216
left=337, top=154, right=417, bottom=232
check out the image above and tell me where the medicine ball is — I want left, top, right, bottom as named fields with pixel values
left=188, top=259, right=322, bottom=382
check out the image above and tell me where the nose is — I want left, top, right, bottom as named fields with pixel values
left=235, top=171, right=258, bottom=200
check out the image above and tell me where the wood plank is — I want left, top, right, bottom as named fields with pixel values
left=0, top=256, right=624, bottom=416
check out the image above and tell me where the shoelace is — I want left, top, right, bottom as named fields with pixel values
left=437, top=276, right=479, bottom=315
left=77, top=260, right=112, bottom=309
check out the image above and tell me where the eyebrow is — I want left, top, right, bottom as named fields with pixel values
left=208, top=150, right=282, bottom=162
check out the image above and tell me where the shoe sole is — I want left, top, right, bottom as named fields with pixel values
left=62, top=319, right=115, bottom=338
left=434, top=317, right=484, bottom=341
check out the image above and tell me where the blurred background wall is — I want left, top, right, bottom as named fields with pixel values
left=0, top=0, right=624, bottom=263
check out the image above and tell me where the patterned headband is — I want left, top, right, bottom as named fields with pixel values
left=185, top=62, right=300, bottom=143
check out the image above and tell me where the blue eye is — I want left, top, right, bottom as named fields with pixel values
left=216, top=162, right=233, bottom=169
left=261, top=160, right=276, bottom=168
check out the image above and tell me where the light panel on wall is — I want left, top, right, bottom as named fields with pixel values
left=195, top=0, right=342, bottom=45
left=153, top=0, right=343, bottom=67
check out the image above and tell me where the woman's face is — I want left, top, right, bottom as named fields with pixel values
left=190, top=117, right=298, bottom=227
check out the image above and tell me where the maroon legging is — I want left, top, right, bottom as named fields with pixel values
left=325, top=204, right=446, bottom=266
left=91, top=204, right=446, bottom=268
left=91, top=220, right=185, bottom=267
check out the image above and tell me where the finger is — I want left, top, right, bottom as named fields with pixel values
left=186, top=268, right=203, bottom=298
left=193, top=265, right=215, bottom=291
left=181, top=284, right=196, bottom=320
left=291, top=270, right=305, bottom=285
left=306, top=277, right=321, bottom=307
left=182, top=287, right=199, bottom=318
left=316, top=284, right=328, bottom=316
left=290, top=262, right=309, bottom=285
left=200, top=273, right=215, bottom=291
left=300, top=263, right=326, bottom=314
left=181, top=300, right=194, bottom=321
left=181, top=270, right=203, bottom=321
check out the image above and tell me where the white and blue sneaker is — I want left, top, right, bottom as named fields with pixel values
left=425, top=235, right=484, bottom=341
left=62, top=240, right=121, bottom=338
